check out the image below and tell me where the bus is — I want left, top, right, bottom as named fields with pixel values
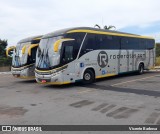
left=6, top=35, right=42, bottom=79
left=35, top=27, right=155, bottom=85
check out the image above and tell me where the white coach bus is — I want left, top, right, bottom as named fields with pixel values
left=6, top=35, right=42, bottom=79
left=35, top=27, right=155, bottom=85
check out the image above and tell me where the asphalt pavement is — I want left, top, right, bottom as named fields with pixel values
left=0, top=71, right=160, bottom=134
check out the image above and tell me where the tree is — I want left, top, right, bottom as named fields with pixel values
left=0, top=39, right=8, bottom=58
left=94, top=24, right=116, bottom=30
left=94, top=24, right=101, bottom=29
left=104, top=25, right=116, bottom=30
left=0, top=39, right=12, bottom=67
left=156, top=43, right=160, bottom=57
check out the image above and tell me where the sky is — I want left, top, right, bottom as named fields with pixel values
left=0, top=0, right=160, bottom=46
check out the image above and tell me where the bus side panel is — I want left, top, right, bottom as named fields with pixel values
left=71, top=49, right=155, bottom=82
left=27, top=65, right=35, bottom=77
left=62, top=61, right=75, bottom=83
left=132, top=50, right=146, bottom=71
left=128, top=50, right=134, bottom=72
left=118, top=50, right=128, bottom=73
left=76, top=54, right=98, bottom=80
left=145, top=48, right=155, bottom=69
left=76, top=50, right=118, bottom=79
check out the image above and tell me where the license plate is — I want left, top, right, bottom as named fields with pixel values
left=41, top=80, right=47, bottom=83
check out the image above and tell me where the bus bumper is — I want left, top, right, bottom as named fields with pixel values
left=11, top=67, right=35, bottom=79
left=35, top=72, right=66, bottom=85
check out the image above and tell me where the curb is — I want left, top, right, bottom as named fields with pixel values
left=0, top=72, right=12, bottom=74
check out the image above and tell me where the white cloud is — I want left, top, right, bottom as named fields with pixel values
left=0, top=0, right=160, bottom=45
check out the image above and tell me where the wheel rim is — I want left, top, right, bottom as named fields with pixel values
left=84, top=73, right=91, bottom=81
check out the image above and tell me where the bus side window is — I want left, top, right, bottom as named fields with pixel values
left=61, top=42, right=74, bottom=64
left=65, top=33, right=86, bottom=59
left=84, top=34, right=97, bottom=51
left=79, top=34, right=98, bottom=57
left=146, top=39, right=155, bottom=49
left=121, top=38, right=128, bottom=49
left=31, top=47, right=38, bottom=62
left=121, top=37, right=138, bottom=50
left=98, top=35, right=120, bottom=49
left=28, top=47, right=38, bottom=64
left=96, top=35, right=107, bottom=49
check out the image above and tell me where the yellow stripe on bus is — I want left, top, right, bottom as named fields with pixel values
left=38, top=81, right=71, bottom=85
left=35, top=65, right=68, bottom=73
left=67, top=29, right=153, bottom=39
left=12, top=63, right=35, bottom=70
left=96, top=74, right=116, bottom=79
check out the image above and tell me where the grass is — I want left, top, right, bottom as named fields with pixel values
left=156, top=57, right=160, bottom=66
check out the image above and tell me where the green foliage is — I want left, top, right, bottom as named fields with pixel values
left=0, top=57, right=12, bottom=67
left=104, top=25, right=116, bottom=30
left=94, top=24, right=116, bottom=30
left=156, top=43, right=160, bottom=57
left=156, top=57, right=160, bottom=66
left=0, top=39, right=8, bottom=58
left=0, top=39, right=12, bottom=67
left=156, top=43, right=160, bottom=66
left=94, top=24, right=101, bottom=29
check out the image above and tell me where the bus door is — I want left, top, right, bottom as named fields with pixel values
left=61, top=41, right=75, bottom=82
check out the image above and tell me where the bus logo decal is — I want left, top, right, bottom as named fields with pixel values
left=102, top=70, right=106, bottom=75
left=97, top=51, right=108, bottom=68
left=80, top=63, right=84, bottom=68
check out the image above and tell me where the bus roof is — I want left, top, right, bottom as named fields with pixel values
left=42, top=27, right=154, bottom=39
left=18, top=35, right=43, bottom=44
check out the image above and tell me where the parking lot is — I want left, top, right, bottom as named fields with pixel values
left=0, top=71, right=160, bottom=133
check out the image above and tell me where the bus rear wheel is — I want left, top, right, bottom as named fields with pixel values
left=138, top=63, right=144, bottom=74
left=83, top=69, right=95, bottom=84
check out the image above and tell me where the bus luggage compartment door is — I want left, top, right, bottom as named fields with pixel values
left=119, top=50, right=129, bottom=73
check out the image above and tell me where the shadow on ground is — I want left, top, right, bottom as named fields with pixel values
left=14, top=80, right=36, bottom=84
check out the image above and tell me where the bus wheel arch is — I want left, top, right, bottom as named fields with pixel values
left=82, top=68, right=95, bottom=84
left=138, top=62, right=144, bottom=74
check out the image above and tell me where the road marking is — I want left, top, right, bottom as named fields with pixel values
left=92, top=103, right=108, bottom=111
left=113, top=108, right=138, bottom=119
left=69, top=100, right=94, bottom=108
left=100, top=104, right=116, bottom=113
left=106, top=107, right=128, bottom=117
left=145, top=112, right=160, bottom=124
left=111, top=75, right=158, bottom=86
left=77, top=89, right=93, bottom=94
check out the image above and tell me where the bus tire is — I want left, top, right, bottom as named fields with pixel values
left=138, top=63, right=144, bottom=75
left=83, top=69, right=95, bottom=84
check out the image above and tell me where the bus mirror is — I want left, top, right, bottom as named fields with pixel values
left=22, top=45, right=26, bottom=54
left=6, top=46, right=16, bottom=57
left=28, top=44, right=39, bottom=56
left=54, top=38, right=75, bottom=52
left=54, top=40, right=62, bottom=52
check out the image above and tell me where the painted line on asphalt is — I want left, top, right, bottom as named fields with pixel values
left=111, top=75, right=159, bottom=87
left=77, top=89, right=93, bottom=94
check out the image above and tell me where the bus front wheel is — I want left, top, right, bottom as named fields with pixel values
left=83, top=69, right=95, bottom=84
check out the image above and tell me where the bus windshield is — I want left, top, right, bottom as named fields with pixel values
left=12, top=42, right=31, bottom=67
left=36, top=36, right=63, bottom=70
